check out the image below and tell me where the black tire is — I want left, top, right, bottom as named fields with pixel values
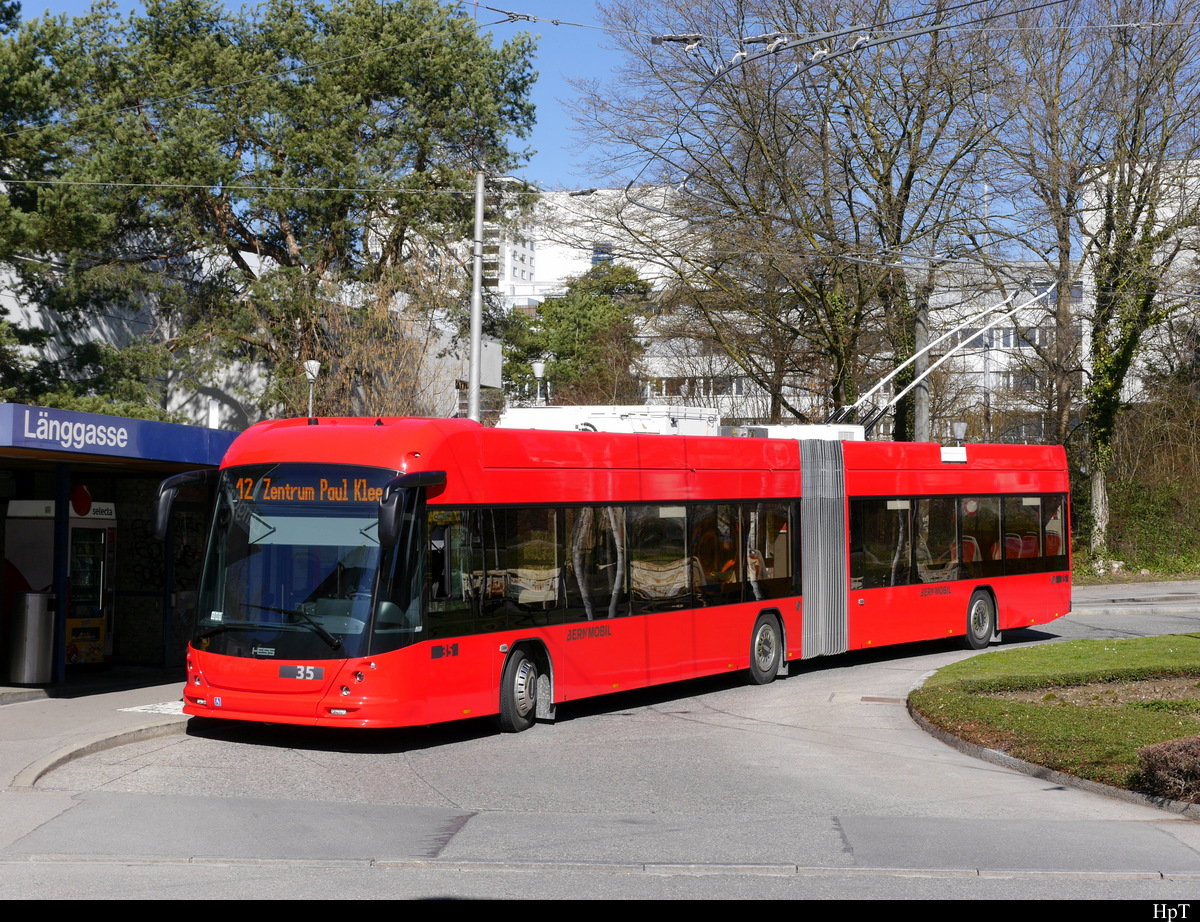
left=965, top=591, right=995, bottom=650
left=749, top=614, right=781, bottom=685
left=499, top=649, right=538, bottom=732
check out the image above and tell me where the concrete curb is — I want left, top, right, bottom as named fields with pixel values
left=10, top=718, right=187, bottom=792
left=907, top=700, right=1200, bottom=821
left=1068, top=605, right=1200, bottom=617
left=0, top=688, right=50, bottom=707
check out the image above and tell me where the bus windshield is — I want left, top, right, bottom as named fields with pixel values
left=193, top=463, right=411, bottom=661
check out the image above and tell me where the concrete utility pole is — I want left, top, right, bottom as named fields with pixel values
left=468, top=171, right=485, bottom=422
left=913, top=276, right=932, bottom=442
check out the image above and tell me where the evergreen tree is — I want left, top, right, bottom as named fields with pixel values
left=1, top=0, right=536, bottom=418
left=506, top=265, right=649, bottom=406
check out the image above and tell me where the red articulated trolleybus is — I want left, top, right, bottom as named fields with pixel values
left=156, top=417, right=1071, bottom=731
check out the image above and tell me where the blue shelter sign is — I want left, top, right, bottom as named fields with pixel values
left=0, top=404, right=236, bottom=466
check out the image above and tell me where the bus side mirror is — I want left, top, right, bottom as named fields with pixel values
left=378, top=470, right=447, bottom=548
left=156, top=469, right=218, bottom=539
left=379, top=490, right=404, bottom=548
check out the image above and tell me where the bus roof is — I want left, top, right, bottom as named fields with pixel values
left=220, top=417, right=1067, bottom=505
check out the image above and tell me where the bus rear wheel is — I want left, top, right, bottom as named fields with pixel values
left=965, top=591, right=995, bottom=651
left=499, top=649, right=538, bottom=732
left=749, top=614, right=781, bottom=685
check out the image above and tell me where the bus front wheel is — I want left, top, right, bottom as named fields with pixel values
left=749, top=614, right=781, bottom=685
left=499, top=649, right=538, bottom=732
left=965, top=591, right=995, bottom=651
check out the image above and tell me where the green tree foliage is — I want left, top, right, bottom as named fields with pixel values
left=1, top=0, right=535, bottom=418
left=0, top=1, right=86, bottom=404
left=1090, top=323, right=1200, bottom=572
left=505, top=265, right=649, bottom=405
left=565, top=262, right=652, bottom=301
left=0, top=1, right=18, bottom=34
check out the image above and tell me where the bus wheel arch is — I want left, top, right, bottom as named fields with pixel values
left=965, top=588, right=998, bottom=651
left=499, top=641, right=554, bottom=732
left=749, top=611, right=784, bottom=685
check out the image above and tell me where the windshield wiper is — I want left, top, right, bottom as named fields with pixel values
left=242, top=603, right=344, bottom=650
left=196, top=622, right=263, bottom=641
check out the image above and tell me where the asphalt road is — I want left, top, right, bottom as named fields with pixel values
left=2, top=582, right=1199, bottom=899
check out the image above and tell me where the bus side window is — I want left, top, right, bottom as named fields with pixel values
left=564, top=506, right=629, bottom=621
left=629, top=504, right=690, bottom=614
left=793, top=501, right=801, bottom=597
left=960, top=497, right=1002, bottom=578
left=471, top=509, right=507, bottom=634
left=504, top=506, right=562, bottom=627
left=371, top=495, right=425, bottom=655
left=850, top=498, right=912, bottom=590
left=915, top=497, right=957, bottom=583
left=426, top=509, right=475, bottom=638
left=748, top=501, right=794, bottom=599
left=859, top=497, right=912, bottom=590
left=1043, top=495, right=1068, bottom=566
left=690, top=504, right=744, bottom=607
left=848, top=499, right=864, bottom=590
left=1004, top=495, right=1046, bottom=575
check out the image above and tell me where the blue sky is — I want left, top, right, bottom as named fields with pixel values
left=477, top=1, right=617, bottom=189
left=16, top=0, right=625, bottom=189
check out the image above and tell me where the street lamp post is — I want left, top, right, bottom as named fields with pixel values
left=304, top=360, right=321, bottom=418
left=531, top=360, right=546, bottom=406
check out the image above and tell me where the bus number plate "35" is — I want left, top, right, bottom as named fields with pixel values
left=279, top=665, right=324, bottom=680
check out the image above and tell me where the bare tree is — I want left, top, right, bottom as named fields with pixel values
left=989, top=0, right=1200, bottom=555
left=257, top=256, right=464, bottom=419
left=571, top=0, right=997, bottom=434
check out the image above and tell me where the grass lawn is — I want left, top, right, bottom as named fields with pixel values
left=908, top=634, right=1200, bottom=792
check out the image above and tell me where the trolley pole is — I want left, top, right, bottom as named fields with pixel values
left=468, top=171, right=485, bottom=422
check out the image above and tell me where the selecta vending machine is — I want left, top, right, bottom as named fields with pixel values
left=4, top=495, right=116, bottom=665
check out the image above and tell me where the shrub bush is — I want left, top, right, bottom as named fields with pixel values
left=1135, top=736, right=1200, bottom=804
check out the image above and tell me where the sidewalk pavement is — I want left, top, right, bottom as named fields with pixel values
left=0, top=669, right=187, bottom=791
left=1070, top=578, right=1200, bottom=615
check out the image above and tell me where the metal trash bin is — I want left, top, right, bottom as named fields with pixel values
left=8, top=592, right=54, bottom=684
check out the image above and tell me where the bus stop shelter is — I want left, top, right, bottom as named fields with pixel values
left=0, top=404, right=236, bottom=683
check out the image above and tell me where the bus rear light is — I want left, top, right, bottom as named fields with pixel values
left=340, top=686, right=350, bottom=696
left=193, top=676, right=201, bottom=686
left=195, top=698, right=206, bottom=706
left=354, top=671, right=365, bottom=683
left=329, top=708, right=347, bottom=715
